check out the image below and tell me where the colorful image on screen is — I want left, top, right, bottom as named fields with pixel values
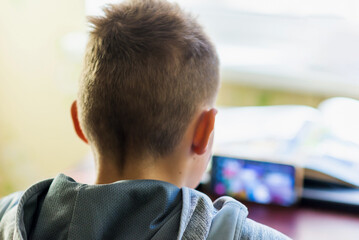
left=211, top=156, right=296, bottom=206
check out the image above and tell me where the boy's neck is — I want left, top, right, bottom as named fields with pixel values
left=94, top=154, right=189, bottom=188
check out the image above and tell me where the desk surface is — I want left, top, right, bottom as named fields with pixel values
left=243, top=201, right=359, bottom=240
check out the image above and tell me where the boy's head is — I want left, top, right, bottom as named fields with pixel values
left=73, top=0, right=219, bottom=180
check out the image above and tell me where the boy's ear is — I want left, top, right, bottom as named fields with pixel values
left=192, top=108, right=217, bottom=155
left=71, top=101, right=88, bottom=144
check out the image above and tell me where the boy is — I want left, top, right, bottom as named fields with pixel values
left=0, top=0, right=290, bottom=239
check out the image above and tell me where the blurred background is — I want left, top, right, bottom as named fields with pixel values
left=0, top=0, right=358, bottom=197
left=0, top=0, right=87, bottom=196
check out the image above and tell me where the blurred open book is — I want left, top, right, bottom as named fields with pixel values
left=214, top=97, right=359, bottom=188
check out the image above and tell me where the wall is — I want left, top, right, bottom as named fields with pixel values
left=217, top=81, right=327, bottom=107
left=0, top=0, right=88, bottom=196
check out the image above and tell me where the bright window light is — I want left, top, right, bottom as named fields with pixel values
left=86, top=0, right=359, bottom=97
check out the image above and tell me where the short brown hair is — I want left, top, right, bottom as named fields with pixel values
left=78, top=0, right=219, bottom=165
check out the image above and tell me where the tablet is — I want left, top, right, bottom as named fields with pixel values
left=211, top=155, right=301, bottom=206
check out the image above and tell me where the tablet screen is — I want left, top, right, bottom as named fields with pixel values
left=211, top=155, right=298, bottom=206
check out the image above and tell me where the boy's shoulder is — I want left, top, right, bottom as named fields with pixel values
left=209, top=196, right=290, bottom=239
left=182, top=188, right=291, bottom=239
left=0, top=191, right=23, bottom=239
left=0, top=178, right=53, bottom=240
left=0, top=191, right=22, bottom=219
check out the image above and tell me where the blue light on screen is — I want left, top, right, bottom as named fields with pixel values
left=212, top=156, right=297, bottom=206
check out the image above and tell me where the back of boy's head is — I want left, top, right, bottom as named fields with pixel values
left=78, top=0, right=219, bottom=166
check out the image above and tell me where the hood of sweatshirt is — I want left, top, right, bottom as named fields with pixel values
left=0, top=174, right=288, bottom=240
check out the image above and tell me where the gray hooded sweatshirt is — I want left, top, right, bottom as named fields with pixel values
left=0, top=174, right=290, bottom=239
